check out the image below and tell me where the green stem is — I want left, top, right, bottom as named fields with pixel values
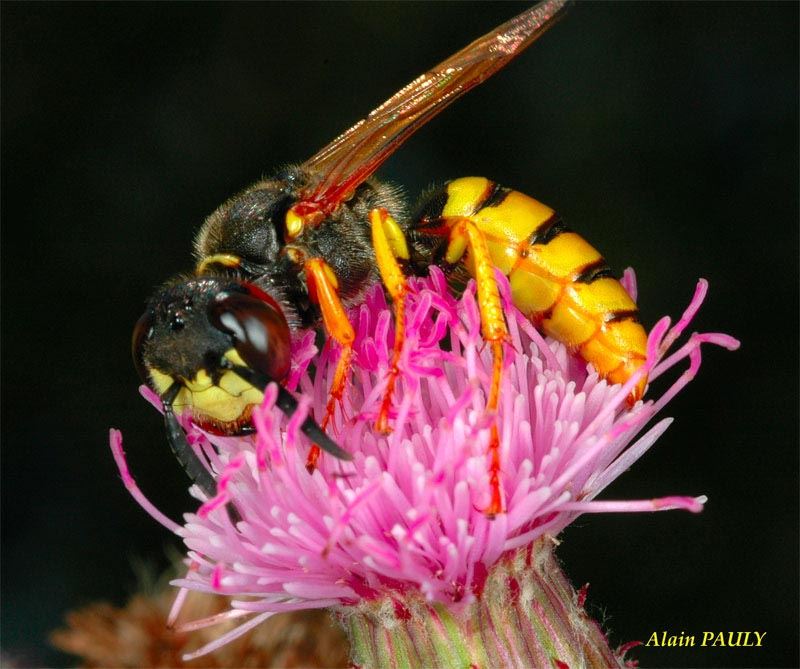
left=337, top=537, right=628, bottom=669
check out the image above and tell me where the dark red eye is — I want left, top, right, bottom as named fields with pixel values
left=208, top=291, right=291, bottom=381
left=132, top=310, right=155, bottom=384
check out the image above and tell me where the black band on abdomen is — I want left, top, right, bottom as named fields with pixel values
left=574, top=258, right=613, bottom=284
left=529, top=214, right=567, bottom=245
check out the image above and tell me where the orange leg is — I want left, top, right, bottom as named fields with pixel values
left=447, top=219, right=509, bottom=517
left=369, top=208, right=411, bottom=434
left=304, top=258, right=355, bottom=472
left=307, top=344, right=353, bottom=470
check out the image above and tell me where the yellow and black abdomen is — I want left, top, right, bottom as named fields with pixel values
left=416, top=176, right=648, bottom=402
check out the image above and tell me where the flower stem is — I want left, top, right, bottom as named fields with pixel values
left=338, top=537, right=626, bottom=669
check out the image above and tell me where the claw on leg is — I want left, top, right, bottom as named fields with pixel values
left=305, top=445, right=321, bottom=473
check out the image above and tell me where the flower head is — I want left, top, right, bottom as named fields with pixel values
left=112, top=267, right=738, bottom=658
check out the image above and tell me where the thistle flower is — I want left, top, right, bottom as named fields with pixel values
left=112, top=267, right=738, bottom=666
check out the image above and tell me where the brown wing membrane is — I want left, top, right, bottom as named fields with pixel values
left=300, top=0, right=569, bottom=211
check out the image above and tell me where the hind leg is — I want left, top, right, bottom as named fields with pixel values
left=443, top=218, right=509, bottom=517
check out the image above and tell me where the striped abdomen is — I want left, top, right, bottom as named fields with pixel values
left=422, top=176, right=648, bottom=402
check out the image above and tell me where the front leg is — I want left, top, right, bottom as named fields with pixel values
left=303, top=258, right=355, bottom=472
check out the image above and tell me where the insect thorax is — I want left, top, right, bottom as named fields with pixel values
left=194, top=167, right=409, bottom=324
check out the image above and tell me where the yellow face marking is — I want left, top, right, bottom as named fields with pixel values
left=183, top=368, right=214, bottom=392
left=185, top=379, right=263, bottom=424
left=149, top=368, right=174, bottom=395
left=147, top=347, right=263, bottom=424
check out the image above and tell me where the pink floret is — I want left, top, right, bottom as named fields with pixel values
left=111, top=267, right=738, bottom=655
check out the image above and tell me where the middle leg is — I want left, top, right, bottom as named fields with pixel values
left=369, top=207, right=412, bottom=434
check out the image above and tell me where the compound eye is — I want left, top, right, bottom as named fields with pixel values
left=132, top=310, right=155, bottom=384
left=208, top=291, right=291, bottom=381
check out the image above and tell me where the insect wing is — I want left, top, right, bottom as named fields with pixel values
left=300, top=0, right=569, bottom=211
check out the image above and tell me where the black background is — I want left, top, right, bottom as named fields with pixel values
left=2, top=2, right=797, bottom=667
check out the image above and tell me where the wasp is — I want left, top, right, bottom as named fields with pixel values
left=133, top=0, right=647, bottom=515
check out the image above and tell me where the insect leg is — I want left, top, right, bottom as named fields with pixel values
left=369, top=207, right=411, bottom=434
left=304, top=258, right=356, bottom=472
left=445, top=218, right=509, bottom=517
